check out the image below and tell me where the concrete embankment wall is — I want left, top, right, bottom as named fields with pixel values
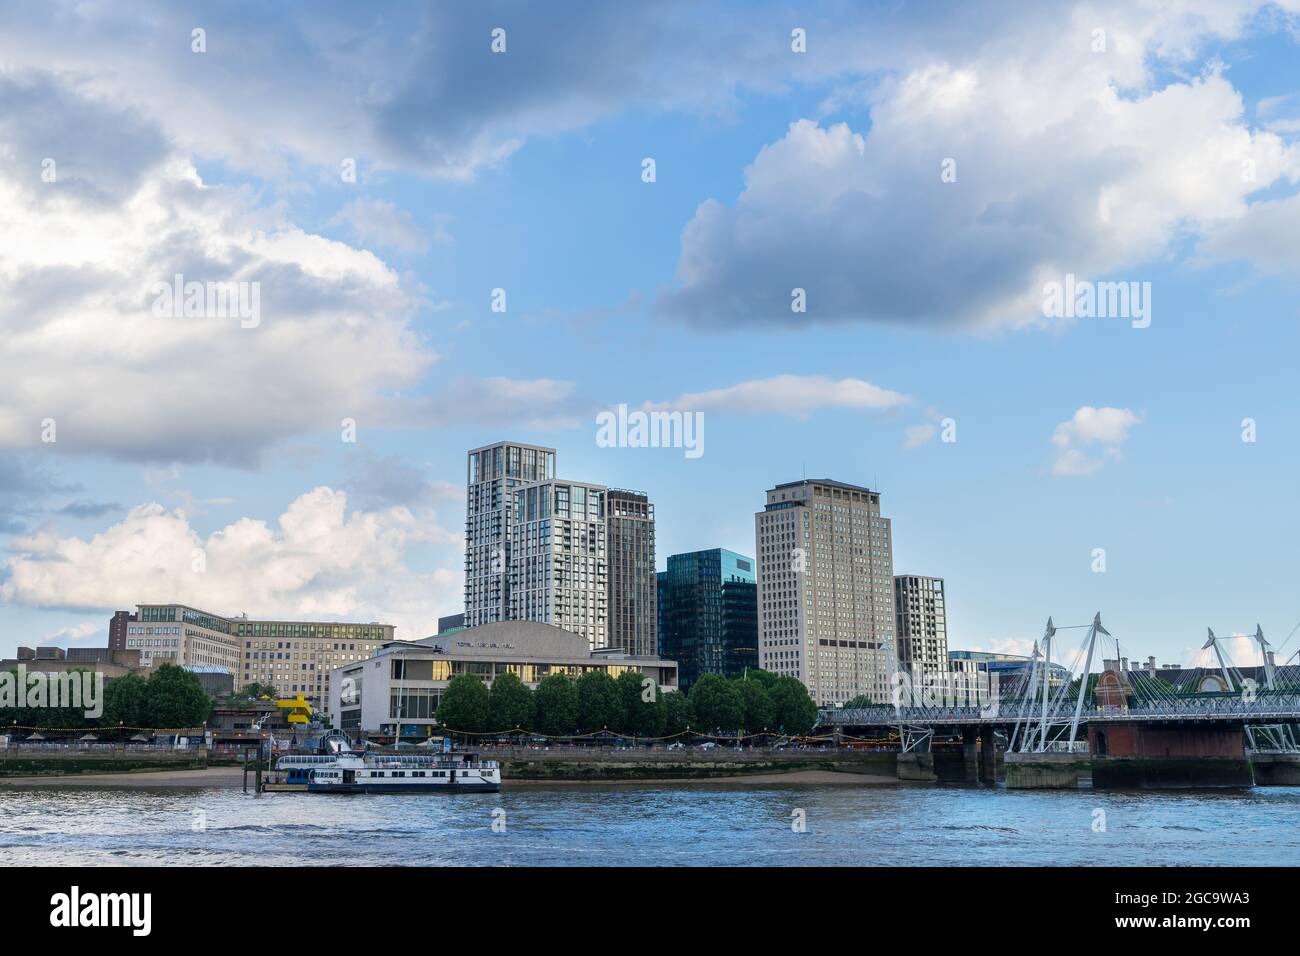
left=498, top=748, right=897, bottom=780
left=0, top=750, right=208, bottom=777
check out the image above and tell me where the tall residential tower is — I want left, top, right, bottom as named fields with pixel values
left=755, top=479, right=896, bottom=706
left=658, top=548, right=758, bottom=691
left=464, top=441, right=556, bottom=628
left=893, top=574, right=949, bottom=681
left=510, top=478, right=608, bottom=649
left=605, top=489, right=657, bottom=657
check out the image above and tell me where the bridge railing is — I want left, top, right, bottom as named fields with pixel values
left=818, top=694, right=1300, bottom=727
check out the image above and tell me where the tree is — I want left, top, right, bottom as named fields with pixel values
left=616, top=669, right=665, bottom=739
left=662, top=690, right=692, bottom=737
left=436, top=674, right=490, bottom=734
left=533, top=674, right=579, bottom=737
left=735, top=677, right=775, bottom=734
left=770, top=675, right=818, bottom=735
left=744, top=668, right=781, bottom=691
left=843, top=694, right=874, bottom=709
left=576, top=670, right=623, bottom=734
left=488, top=671, right=535, bottom=732
left=688, top=673, right=744, bottom=732
left=142, top=664, right=212, bottom=728
left=102, top=672, right=148, bottom=728
left=240, top=682, right=279, bottom=700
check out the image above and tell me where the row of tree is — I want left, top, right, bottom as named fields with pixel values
left=0, top=663, right=213, bottom=730
left=434, top=668, right=818, bottom=738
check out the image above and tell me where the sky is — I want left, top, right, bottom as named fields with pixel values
left=1, top=0, right=1299, bottom=671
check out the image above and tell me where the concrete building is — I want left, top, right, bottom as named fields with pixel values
left=605, top=489, right=657, bottom=657
left=4, top=646, right=142, bottom=679
left=108, top=610, right=136, bottom=651
left=119, top=604, right=393, bottom=716
left=464, top=441, right=557, bottom=628
left=755, top=478, right=896, bottom=707
left=329, top=621, right=678, bottom=739
left=511, top=478, right=608, bottom=650
left=659, top=548, right=758, bottom=691
left=893, top=575, right=949, bottom=681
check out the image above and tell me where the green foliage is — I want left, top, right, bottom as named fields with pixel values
left=488, top=671, right=535, bottom=732
left=102, top=672, right=147, bottom=727
left=769, top=675, right=818, bottom=735
left=735, top=677, right=776, bottom=733
left=575, top=669, right=623, bottom=733
left=533, top=674, right=579, bottom=736
left=616, top=670, right=666, bottom=738
left=662, top=690, right=692, bottom=736
left=743, top=668, right=781, bottom=690
left=240, top=682, right=279, bottom=700
left=435, top=674, right=490, bottom=733
left=140, top=663, right=212, bottom=728
left=0, top=667, right=97, bottom=729
left=843, top=694, right=874, bottom=709
left=688, top=673, right=744, bottom=732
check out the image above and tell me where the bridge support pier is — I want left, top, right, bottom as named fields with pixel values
left=896, top=751, right=937, bottom=782
left=979, top=726, right=998, bottom=783
left=961, top=728, right=979, bottom=782
left=1004, top=752, right=1085, bottom=789
left=1088, top=722, right=1252, bottom=788
left=1249, top=753, right=1300, bottom=786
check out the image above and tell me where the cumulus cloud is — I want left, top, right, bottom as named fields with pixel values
left=644, top=374, right=908, bottom=417
left=904, top=424, right=938, bottom=449
left=656, top=4, right=1300, bottom=331
left=1051, top=406, right=1141, bottom=476
left=0, top=487, right=462, bottom=641
left=330, top=199, right=437, bottom=254
left=0, top=73, right=435, bottom=466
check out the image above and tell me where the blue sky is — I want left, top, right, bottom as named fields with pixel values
left=1, top=1, right=1299, bottom=669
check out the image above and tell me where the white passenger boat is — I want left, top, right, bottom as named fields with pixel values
left=278, top=750, right=501, bottom=793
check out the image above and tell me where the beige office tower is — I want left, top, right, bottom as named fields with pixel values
left=755, top=479, right=897, bottom=707
left=893, top=575, right=949, bottom=681
left=605, top=489, right=657, bottom=657
left=511, top=478, right=608, bottom=650
left=465, top=441, right=557, bottom=628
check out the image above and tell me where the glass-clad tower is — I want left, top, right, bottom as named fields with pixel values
left=659, top=548, right=758, bottom=691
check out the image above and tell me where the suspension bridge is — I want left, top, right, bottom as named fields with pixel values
left=816, top=614, right=1300, bottom=788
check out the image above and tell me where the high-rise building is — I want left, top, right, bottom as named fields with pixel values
left=659, top=548, right=758, bottom=691
left=755, top=479, right=896, bottom=707
left=122, top=603, right=393, bottom=716
left=893, top=575, right=949, bottom=680
left=464, top=441, right=557, bottom=628
left=605, top=488, right=657, bottom=657
left=510, top=478, right=608, bottom=650
left=108, top=609, right=137, bottom=651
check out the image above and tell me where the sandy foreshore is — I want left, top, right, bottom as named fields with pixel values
left=0, top=766, right=248, bottom=789
left=0, top=766, right=895, bottom=789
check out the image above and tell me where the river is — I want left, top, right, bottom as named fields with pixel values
left=2, top=782, right=1297, bottom=866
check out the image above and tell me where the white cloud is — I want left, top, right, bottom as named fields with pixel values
left=0, top=74, right=437, bottom=466
left=1051, top=406, right=1141, bottom=476
left=330, top=199, right=438, bottom=254
left=645, top=374, right=908, bottom=417
left=657, top=4, right=1300, bottom=331
left=0, top=487, right=462, bottom=641
left=41, top=621, right=101, bottom=645
left=904, top=424, right=937, bottom=448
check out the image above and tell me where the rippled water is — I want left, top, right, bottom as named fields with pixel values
left=2, top=782, right=1298, bottom=866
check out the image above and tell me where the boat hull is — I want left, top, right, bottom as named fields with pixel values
left=307, top=782, right=500, bottom=794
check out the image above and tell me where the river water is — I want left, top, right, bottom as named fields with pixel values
left=2, top=782, right=1298, bottom=866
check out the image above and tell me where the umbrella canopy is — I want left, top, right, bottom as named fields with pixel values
left=25, top=732, right=45, bottom=740
left=79, top=733, right=98, bottom=741
left=129, top=733, right=151, bottom=742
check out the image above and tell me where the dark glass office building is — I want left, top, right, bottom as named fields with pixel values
left=658, top=548, right=759, bottom=691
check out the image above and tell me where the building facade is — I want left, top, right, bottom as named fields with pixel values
left=605, top=489, right=657, bottom=657
left=893, top=574, right=949, bottom=681
left=119, top=604, right=393, bottom=716
left=108, top=610, right=136, bottom=651
left=510, top=478, right=608, bottom=649
left=755, top=479, right=896, bottom=707
left=658, top=548, right=758, bottom=691
left=329, top=621, right=677, bottom=739
left=464, top=441, right=557, bottom=628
